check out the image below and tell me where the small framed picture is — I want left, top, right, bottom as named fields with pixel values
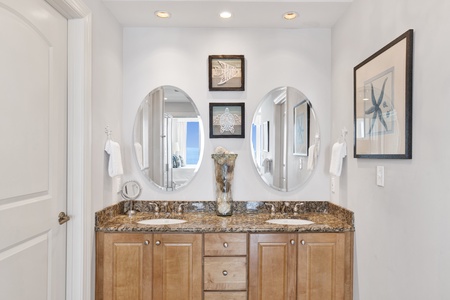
left=293, top=100, right=310, bottom=156
left=208, top=55, right=245, bottom=91
left=209, top=103, right=245, bottom=138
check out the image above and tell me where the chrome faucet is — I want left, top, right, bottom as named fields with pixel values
left=148, top=202, right=160, bottom=216
left=177, top=203, right=187, bottom=215
left=293, top=202, right=305, bottom=216
left=265, top=203, right=276, bottom=216
left=281, top=202, right=290, bottom=214
left=161, top=202, right=172, bottom=215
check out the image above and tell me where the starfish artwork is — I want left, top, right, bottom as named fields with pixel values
left=365, top=77, right=389, bottom=135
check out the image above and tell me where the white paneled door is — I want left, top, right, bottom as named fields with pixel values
left=0, top=0, right=68, bottom=299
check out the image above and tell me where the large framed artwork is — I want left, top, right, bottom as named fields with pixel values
left=209, top=55, right=245, bottom=91
left=209, top=102, right=245, bottom=138
left=354, top=29, right=413, bottom=159
left=293, top=100, right=310, bottom=156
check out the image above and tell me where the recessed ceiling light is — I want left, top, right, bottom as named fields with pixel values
left=220, top=11, right=232, bottom=19
left=155, top=10, right=171, bottom=18
left=283, top=11, right=298, bottom=20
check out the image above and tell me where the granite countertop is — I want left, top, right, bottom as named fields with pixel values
left=95, top=201, right=354, bottom=233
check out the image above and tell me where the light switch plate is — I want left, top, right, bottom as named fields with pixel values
left=377, top=166, right=384, bottom=187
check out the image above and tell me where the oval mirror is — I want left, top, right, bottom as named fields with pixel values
left=251, top=86, right=320, bottom=191
left=133, top=86, right=204, bottom=191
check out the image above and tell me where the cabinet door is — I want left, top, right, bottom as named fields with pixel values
left=249, top=233, right=297, bottom=300
left=297, top=233, right=345, bottom=300
left=153, top=233, right=202, bottom=300
left=98, top=232, right=153, bottom=300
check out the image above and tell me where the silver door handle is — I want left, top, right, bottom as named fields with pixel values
left=58, top=212, right=70, bottom=225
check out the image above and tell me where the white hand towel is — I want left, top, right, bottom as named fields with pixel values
left=307, top=144, right=316, bottom=171
left=104, top=140, right=124, bottom=177
left=134, top=142, right=143, bottom=169
left=329, top=142, right=347, bottom=176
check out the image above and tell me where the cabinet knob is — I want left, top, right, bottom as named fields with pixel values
left=223, top=242, right=228, bottom=248
left=301, top=240, right=305, bottom=245
left=290, top=239, right=295, bottom=245
left=155, top=240, right=161, bottom=246
left=144, top=240, right=149, bottom=245
left=222, top=270, right=228, bottom=276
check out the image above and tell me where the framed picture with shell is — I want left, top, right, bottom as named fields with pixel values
left=209, top=102, right=245, bottom=138
left=208, top=55, right=245, bottom=91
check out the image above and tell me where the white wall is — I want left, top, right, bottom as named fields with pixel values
left=84, top=0, right=123, bottom=211
left=332, top=0, right=450, bottom=298
left=82, top=1, right=123, bottom=300
left=123, top=28, right=332, bottom=201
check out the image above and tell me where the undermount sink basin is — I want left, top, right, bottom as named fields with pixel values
left=265, top=219, right=314, bottom=225
left=138, top=219, right=187, bottom=225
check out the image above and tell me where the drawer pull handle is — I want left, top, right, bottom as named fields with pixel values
left=301, top=240, right=305, bottom=245
left=222, top=270, right=228, bottom=276
left=144, top=240, right=149, bottom=245
left=290, top=239, right=295, bottom=245
left=223, top=242, right=228, bottom=248
left=155, top=240, right=161, bottom=246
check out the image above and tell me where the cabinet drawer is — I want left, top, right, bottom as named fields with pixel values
left=204, top=257, right=247, bottom=290
left=204, top=291, right=247, bottom=300
left=204, top=233, right=247, bottom=256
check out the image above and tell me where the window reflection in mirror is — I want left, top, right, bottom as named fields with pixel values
left=251, top=86, right=320, bottom=192
left=133, top=86, right=204, bottom=191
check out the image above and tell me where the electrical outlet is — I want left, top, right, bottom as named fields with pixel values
left=377, top=166, right=384, bottom=187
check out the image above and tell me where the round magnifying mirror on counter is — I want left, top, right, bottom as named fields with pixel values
left=133, top=85, right=204, bottom=191
left=251, top=86, right=320, bottom=192
left=121, top=180, right=141, bottom=216
left=121, top=180, right=142, bottom=200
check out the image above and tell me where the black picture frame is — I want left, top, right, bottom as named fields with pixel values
left=354, top=29, right=413, bottom=159
left=208, top=55, right=245, bottom=91
left=209, top=103, right=245, bottom=138
left=293, top=100, right=310, bottom=156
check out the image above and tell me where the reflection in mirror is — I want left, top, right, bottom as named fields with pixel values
left=251, top=87, right=320, bottom=192
left=133, top=86, right=204, bottom=191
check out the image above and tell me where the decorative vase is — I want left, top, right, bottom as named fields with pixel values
left=212, top=153, right=238, bottom=216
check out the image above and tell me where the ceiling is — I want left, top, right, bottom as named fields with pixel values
left=103, top=0, right=353, bottom=29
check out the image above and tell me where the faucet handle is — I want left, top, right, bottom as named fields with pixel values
left=265, top=203, right=276, bottom=216
left=293, top=202, right=304, bottom=215
left=148, top=202, right=160, bottom=216
left=177, top=203, right=187, bottom=215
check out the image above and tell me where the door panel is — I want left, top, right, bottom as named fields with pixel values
left=0, top=0, right=67, bottom=299
left=100, top=233, right=153, bottom=300
left=153, top=234, right=203, bottom=300
left=297, top=233, right=345, bottom=300
left=249, top=233, right=297, bottom=300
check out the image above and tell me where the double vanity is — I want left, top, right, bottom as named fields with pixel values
left=95, top=201, right=354, bottom=300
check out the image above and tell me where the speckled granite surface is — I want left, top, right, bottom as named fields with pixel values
left=95, top=201, right=354, bottom=233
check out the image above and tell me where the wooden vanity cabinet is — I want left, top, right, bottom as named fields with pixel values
left=249, top=232, right=353, bottom=300
left=153, top=233, right=203, bottom=300
left=97, top=231, right=353, bottom=300
left=96, top=232, right=202, bottom=300
left=203, top=233, right=248, bottom=300
left=248, top=233, right=297, bottom=299
left=96, top=232, right=152, bottom=300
